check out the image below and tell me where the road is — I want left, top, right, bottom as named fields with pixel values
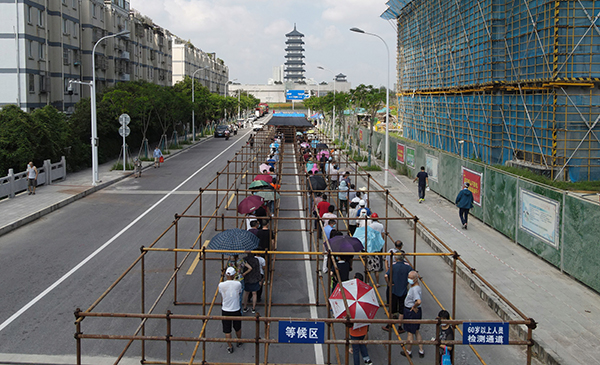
left=0, top=122, right=537, bottom=364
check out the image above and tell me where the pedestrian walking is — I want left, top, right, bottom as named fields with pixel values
left=218, top=267, right=243, bottom=354
left=26, top=162, right=38, bottom=195
left=401, top=271, right=425, bottom=358
left=242, top=253, right=262, bottom=314
left=413, top=166, right=429, bottom=203
left=383, top=251, right=411, bottom=333
left=247, top=134, right=254, bottom=148
left=349, top=272, right=373, bottom=365
left=455, top=182, right=474, bottom=229
left=153, top=146, right=163, bottom=168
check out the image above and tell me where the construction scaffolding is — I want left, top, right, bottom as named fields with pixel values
left=383, top=0, right=600, bottom=181
left=74, top=120, right=536, bottom=364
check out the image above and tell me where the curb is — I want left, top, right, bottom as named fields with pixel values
left=350, top=155, right=559, bottom=365
left=0, top=136, right=213, bottom=238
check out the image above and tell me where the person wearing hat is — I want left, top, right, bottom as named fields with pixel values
left=218, top=267, right=243, bottom=354
left=348, top=198, right=361, bottom=235
left=455, top=182, right=474, bottom=229
left=358, top=187, right=369, bottom=206
left=356, top=200, right=372, bottom=228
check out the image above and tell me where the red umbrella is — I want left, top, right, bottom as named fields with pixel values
left=254, top=174, right=273, bottom=183
left=329, top=279, right=379, bottom=329
left=237, top=195, right=264, bottom=214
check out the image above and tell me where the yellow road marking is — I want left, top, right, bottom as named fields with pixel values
left=226, top=193, right=236, bottom=208
left=186, top=240, right=210, bottom=275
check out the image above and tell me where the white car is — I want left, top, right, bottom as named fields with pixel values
left=252, top=122, right=262, bottom=131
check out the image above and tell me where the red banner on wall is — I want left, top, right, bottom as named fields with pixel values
left=359, top=130, right=363, bottom=141
left=396, top=143, right=405, bottom=164
left=461, top=167, right=483, bottom=206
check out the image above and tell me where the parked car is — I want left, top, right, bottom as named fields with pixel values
left=214, top=125, right=230, bottom=138
left=252, top=122, right=263, bottom=132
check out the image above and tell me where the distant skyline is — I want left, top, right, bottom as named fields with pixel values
left=135, top=0, right=397, bottom=89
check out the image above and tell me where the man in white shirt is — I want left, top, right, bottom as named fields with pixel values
left=218, top=267, right=243, bottom=354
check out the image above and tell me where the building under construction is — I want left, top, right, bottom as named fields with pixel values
left=382, top=0, right=600, bottom=181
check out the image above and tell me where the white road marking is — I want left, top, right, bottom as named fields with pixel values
left=293, top=150, right=324, bottom=364
left=0, top=137, right=244, bottom=333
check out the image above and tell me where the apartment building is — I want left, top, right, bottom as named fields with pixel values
left=0, top=0, right=227, bottom=113
left=172, top=38, right=229, bottom=95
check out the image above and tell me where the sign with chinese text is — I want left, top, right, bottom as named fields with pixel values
left=519, top=189, right=560, bottom=248
left=463, top=322, right=509, bottom=345
left=461, top=167, right=483, bottom=206
left=278, top=321, right=325, bottom=344
left=396, top=143, right=405, bottom=164
left=286, top=90, right=309, bottom=100
left=406, top=147, right=415, bottom=168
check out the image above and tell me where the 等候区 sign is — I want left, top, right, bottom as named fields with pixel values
left=463, top=322, right=509, bottom=345
left=278, top=321, right=325, bottom=344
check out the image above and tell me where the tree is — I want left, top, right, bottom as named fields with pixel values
left=350, top=85, right=386, bottom=165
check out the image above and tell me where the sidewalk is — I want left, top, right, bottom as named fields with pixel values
left=0, top=136, right=212, bottom=237
left=360, top=163, right=599, bottom=365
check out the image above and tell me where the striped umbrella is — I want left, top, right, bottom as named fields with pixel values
left=329, top=278, right=379, bottom=329
left=208, top=229, right=260, bottom=255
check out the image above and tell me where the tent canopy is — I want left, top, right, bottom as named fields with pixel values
left=266, top=116, right=314, bottom=127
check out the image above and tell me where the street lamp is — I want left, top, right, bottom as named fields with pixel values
left=350, top=27, right=391, bottom=187
left=317, top=66, right=336, bottom=142
left=191, top=67, right=206, bottom=142
left=77, top=29, right=130, bottom=186
left=459, top=140, right=465, bottom=160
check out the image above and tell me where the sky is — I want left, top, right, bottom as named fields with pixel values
left=133, top=0, right=397, bottom=89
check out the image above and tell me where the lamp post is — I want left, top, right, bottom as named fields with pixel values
left=81, top=29, right=129, bottom=186
left=459, top=140, right=465, bottom=160
left=350, top=27, right=390, bottom=186
left=191, top=67, right=206, bottom=142
left=317, top=66, right=336, bottom=142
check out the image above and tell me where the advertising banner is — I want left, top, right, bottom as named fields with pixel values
left=406, top=147, right=415, bottom=168
left=461, top=167, right=483, bottom=206
left=519, top=189, right=560, bottom=248
left=396, top=143, right=405, bottom=164
left=359, top=130, right=363, bottom=141
left=425, top=154, right=438, bottom=182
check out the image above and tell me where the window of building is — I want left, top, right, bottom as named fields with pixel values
left=27, top=40, right=34, bottom=59
left=62, top=0, right=67, bottom=5
left=39, top=43, right=45, bottom=60
left=63, top=18, right=70, bottom=34
left=99, top=5, right=104, bottom=21
left=38, top=8, right=44, bottom=27
left=27, top=6, right=32, bottom=24
left=63, top=48, right=70, bottom=65
left=72, top=21, right=78, bottom=38
left=92, top=3, right=97, bottom=18
left=28, top=74, right=35, bottom=93
left=64, top=78, right=70, bottom=94
left=72, top=0, right=77, bottom=8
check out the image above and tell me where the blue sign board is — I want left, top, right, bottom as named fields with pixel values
left=463, top=322, right=509, bottom=345
left=278, top=321, right=325, bottom=344
left=286, top=90, right=309, bottom=100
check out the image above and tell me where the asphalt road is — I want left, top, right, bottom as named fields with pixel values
left=0, top=122, right=538, bottom=365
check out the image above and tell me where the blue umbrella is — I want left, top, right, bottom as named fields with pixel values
left=353, top=226, right=384, bottom=252
left=208, top=229, right=260, bottom=255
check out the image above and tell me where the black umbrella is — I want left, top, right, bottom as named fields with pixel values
left=316, top=143, right=328, bottom=149
left=208, top=229, right=260, bottom=255
left=308, top=175, right=327, bottom=191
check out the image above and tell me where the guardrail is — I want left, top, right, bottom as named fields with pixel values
left=0, top=156, right=67, bottom=199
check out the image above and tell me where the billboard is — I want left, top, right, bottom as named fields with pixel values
left=461, top=167, right=483, bottom=206
left=286, top=90, right=310, bottom=100
left=519, top=189, right=560, bottom=248
left=406, top=147, right=415, bottom=168
left=396, top=143, right=405, bottom=164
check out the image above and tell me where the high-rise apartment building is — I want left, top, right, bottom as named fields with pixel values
left=0, top=0, right=228, bottom=113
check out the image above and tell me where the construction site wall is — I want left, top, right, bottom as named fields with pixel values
left=387, top=0, right=600, bottom=181
left=350, top=126, right=600, bottom=293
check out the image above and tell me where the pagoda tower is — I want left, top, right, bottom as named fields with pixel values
left=284, top=24, right=306, bottom=82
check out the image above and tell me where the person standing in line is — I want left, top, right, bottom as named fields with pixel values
left=26, top=162, right=38, bottom=195
left=338, top=180, right=349, bottom=215
left=323, top=219, right=336, bottom=241
left=437, top=309, right=455, bottom=363
left=218, top=267, right=243, bottom=354
left=242, top=253, right=262, bottom=314
left=401, top=271, right=425, bottom=358
left=153, top=146, right=163, bottom=168
left=413, top=166, right=429, bottom=203
left=455, top=182, right=474, bottom=229
left=383, top=251, right=411, bottom=333
left=348, top=272, right=373, bottom=365
left=227, top=254, right=252, bottom=310
left=367, top=213, right=385, bottom=287
left=348, top=198, right=360, bottom=236
left=255, top=254, right=266, bottom=303
left=317, top=194, right=331, bottom=239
